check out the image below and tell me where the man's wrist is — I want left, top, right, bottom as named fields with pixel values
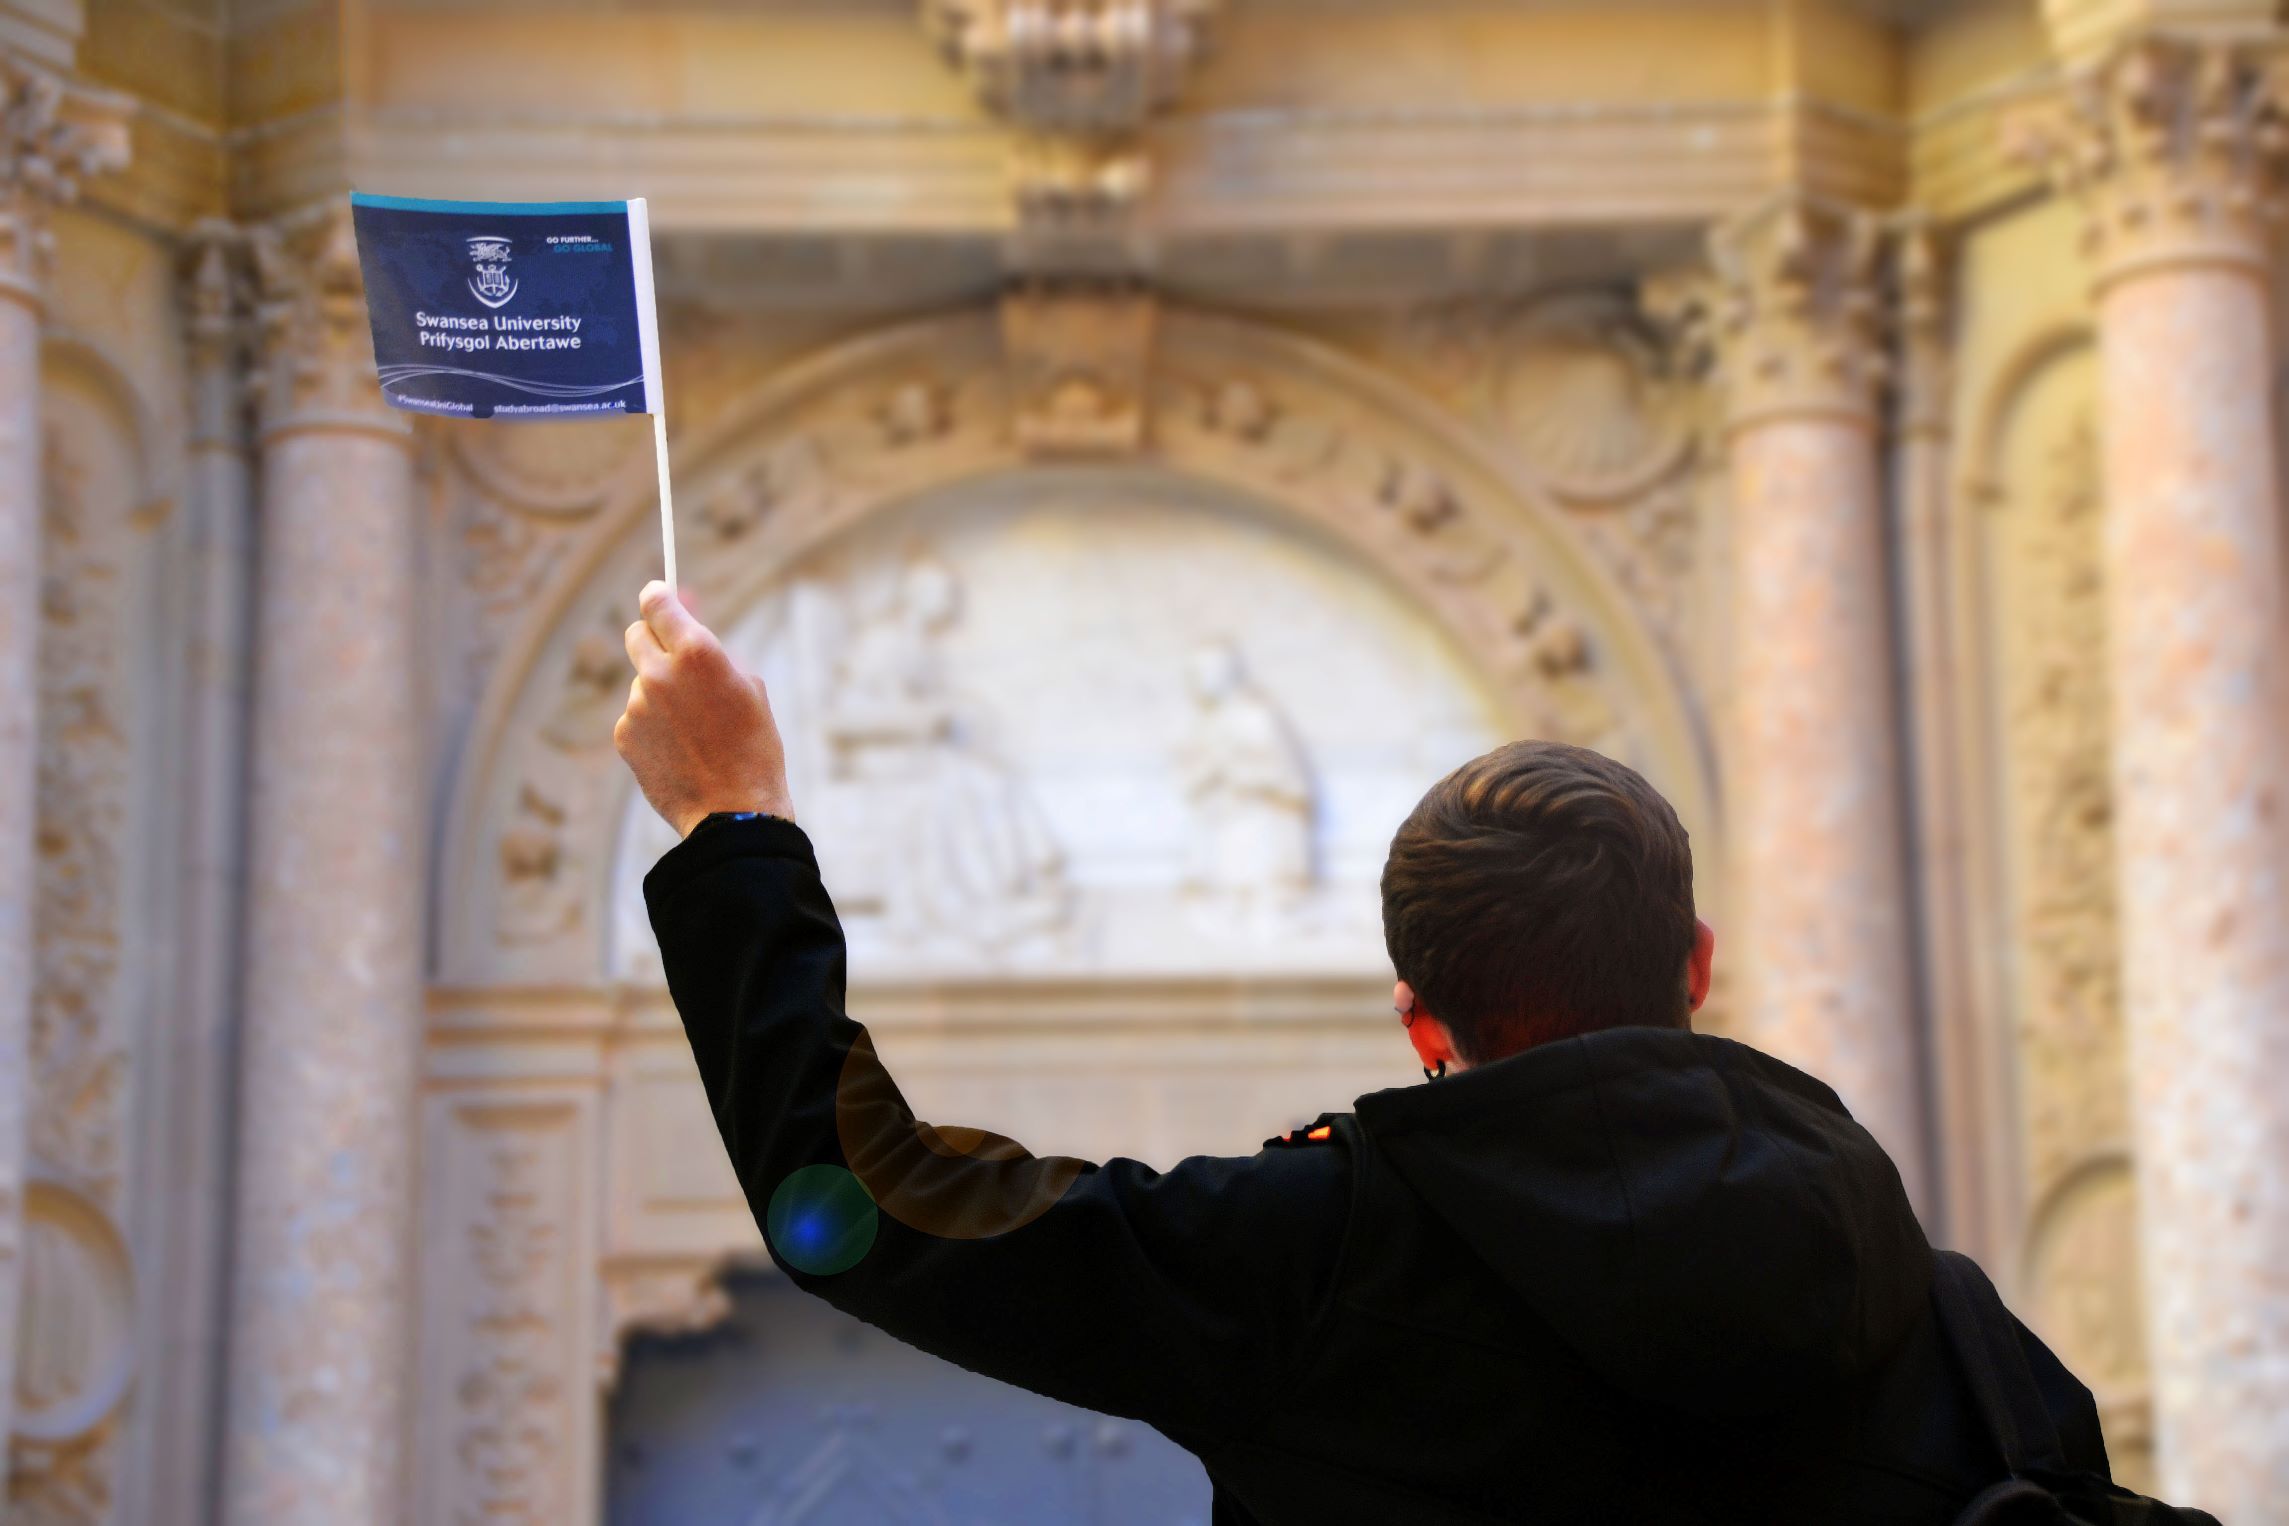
left=677, top=798, right=796, bottom=838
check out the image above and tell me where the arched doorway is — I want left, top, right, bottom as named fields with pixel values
left=413, top=303, right=1716, bottom=1524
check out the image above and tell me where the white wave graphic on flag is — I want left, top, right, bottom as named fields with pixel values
left=375, top=364, right=643, bottom=399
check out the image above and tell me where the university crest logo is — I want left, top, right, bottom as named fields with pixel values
left=465, top=235, right=518, bottom=310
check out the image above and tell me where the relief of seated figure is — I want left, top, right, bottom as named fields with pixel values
left=816, top=554, right=1072, bottom=957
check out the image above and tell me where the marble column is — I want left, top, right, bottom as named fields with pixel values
left=2016, top=36, right=2289, bottom=1516
left=0, top=55, right=126, bottom=1477
left=1706, top=197, right=1929, bottom=1212
left=221, top=203, right=425, bottom=1526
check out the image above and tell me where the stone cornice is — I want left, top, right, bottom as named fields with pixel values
left=353, top=96, right=1893, bottom=243
left=2009, top=32, right=2289, bottom=290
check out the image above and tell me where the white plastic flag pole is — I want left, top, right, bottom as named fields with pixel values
left=626, top=197, right=676, bottom=591
left=652, top=409, right=677, bottom=592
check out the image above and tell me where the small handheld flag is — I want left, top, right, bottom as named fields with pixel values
left=348, top=192, right=679, bottom=588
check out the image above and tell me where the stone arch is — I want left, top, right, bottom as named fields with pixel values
left=438, top=303, right=1718, bottom=987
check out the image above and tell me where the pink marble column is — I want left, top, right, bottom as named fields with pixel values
left=0, top=56, right=125, bottom=1478
left=2018, top=36, right=2289, bottom=1515
left=221, top=204, right=425, bottom=1526
left=1708, top=198, right=1928, bottom=1212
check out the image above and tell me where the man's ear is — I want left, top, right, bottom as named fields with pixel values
left=1396, top=985, right=1459, bottom=1073
left=1687, top=919, right=1716, bottom=1013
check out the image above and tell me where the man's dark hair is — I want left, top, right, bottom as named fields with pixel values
left=1380, top=740, right=1697, bottom=1064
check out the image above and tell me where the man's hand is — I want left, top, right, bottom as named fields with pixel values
left=615, top=580, right=795, bottom=836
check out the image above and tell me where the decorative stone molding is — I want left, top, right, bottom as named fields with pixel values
left=0, top=54, right=128, bottom=311
left=249, top=202, right=408, bottom=443
left=2008, top=33, right=2289, bottom=289
left=923, top=0, right=1219, bottom=133
left=1382, top=291, right=1704, bottom=654
left=1000, top=280, right=1156, bottom=455
left=1702, top=194, right=1887, bottom=431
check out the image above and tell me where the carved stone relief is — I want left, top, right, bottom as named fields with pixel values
left=12, top=412, right=138, bottom=1520
left=807, top=551, right=1074, bottom=958
left=419, top=1100, right=592, bottom=1526
left=1175, top=639, right=1316, bottom=935
left=1986, top=373, right=2150, bottom=1485
left=452, top=310, right=1710, bottom=995
left=1160, top=358, right=1622, bottom=751
left=1377, top=291, right=1702, bottom=650
left=920, top=0, right=1219, bottom=268
left=456, top=422, right=647, bottom=694
left=923, top=0, right=1220, bottom=133
left=1000, top=282, right=1156, bottom=456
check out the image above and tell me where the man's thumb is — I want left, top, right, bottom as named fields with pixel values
left=639, top=579, right=709, bottom=651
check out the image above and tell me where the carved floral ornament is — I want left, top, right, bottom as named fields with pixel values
left=2007, top=33, right=2289, bottom=285
left=446, top=311, right=1710, bottom=983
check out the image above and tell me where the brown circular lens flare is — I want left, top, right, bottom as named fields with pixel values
left=835, top=1030, right=1085, bottom=1239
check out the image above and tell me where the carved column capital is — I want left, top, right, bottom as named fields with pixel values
left=1891, top=216, right=1952, bottom=443
left=181, top=222, right=258, bottom=451
left=1704, top=195, right=1887, bottom=432
left=0, top=53, right=129, bottom=312
left=2010, top=33, right=2289, bottom=289
left=249, top=202, right=407, bottom=446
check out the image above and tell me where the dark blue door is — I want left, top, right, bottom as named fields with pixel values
left=608, top=1272, right=1212, bottom=1525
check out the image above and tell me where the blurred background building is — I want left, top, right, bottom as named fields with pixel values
left=8, top=0, right=2289, bottom=1520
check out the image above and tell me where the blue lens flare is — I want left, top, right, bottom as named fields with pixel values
left=765, top=1165, right=879, bottom=1276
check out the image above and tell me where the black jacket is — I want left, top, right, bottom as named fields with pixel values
left=646, top=815, right=2109, bottom=1524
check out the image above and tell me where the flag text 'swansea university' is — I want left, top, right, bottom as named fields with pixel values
left=348, top=193, right=665, bottom=421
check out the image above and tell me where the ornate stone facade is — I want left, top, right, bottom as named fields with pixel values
left=18, top=0, right=2289, bottom=1521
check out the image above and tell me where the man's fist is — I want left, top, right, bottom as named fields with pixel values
left=614, top=580, right=795, bottom=836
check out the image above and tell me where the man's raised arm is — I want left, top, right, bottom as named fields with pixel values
left=614, top=582, right=1350, bottom=1438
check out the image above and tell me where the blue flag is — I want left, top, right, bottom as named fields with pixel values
left=350, top=192, right=682, bottom=584
left=348, top=193, right=665, bottom=422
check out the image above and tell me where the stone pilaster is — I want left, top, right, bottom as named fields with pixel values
left=0, top=49, right=126, bottom=1481
left=2014, top=34, right=2289, bottom=1516
left=120, top=225, right=257, bottom=1526
left=1703, top=195, right=1929, bottom=1213
left=220, top=202, right=424, bottom=1526
left=1887, top=219, right=1996, bottom=1256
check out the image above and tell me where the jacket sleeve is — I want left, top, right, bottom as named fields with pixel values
left=643, top=814, right=1353, bottom=1440
left=2013, top=1316, right=2112, bottom=1479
